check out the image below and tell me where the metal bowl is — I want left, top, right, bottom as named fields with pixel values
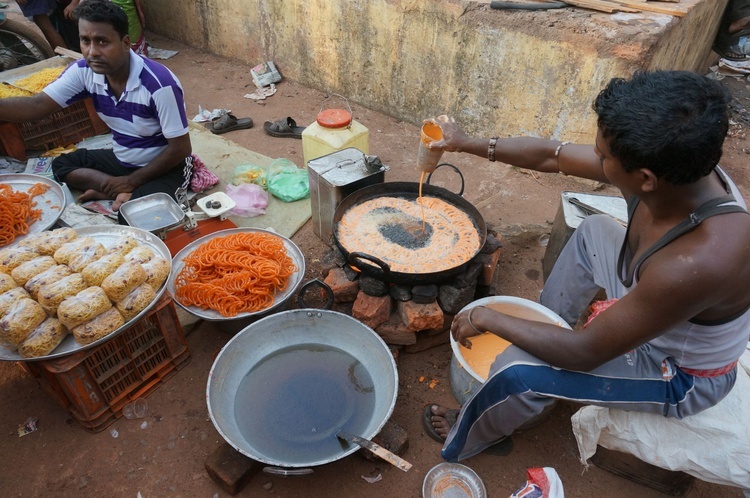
left=0, top=225, right=171, bottom=362
left=0, top=173, right=66, bottom=248
left=166, top=228, right=305, bottom=321
left=422, top=463, right=487, bottom=498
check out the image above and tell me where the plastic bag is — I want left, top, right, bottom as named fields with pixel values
left=231, top=163, right=267, bottom=188
left=267, top=158, right=309, bottom=202
left=510, top=467, right=564, bottom=498
left=225, top=183, right=268, bottom=217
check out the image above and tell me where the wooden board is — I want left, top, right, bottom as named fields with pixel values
left=611, top=0, right=687, bottom=16
left=563, top=0, right=640, bottom=13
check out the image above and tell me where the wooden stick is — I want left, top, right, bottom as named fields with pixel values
left=562, top=0, right=640, bottom=13
left=609, top=0, right=687, bottom=16
left=54, top=46, right=84, bottom=60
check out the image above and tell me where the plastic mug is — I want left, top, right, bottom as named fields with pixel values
left=122, top=398, right=148, bottom=419
left=417, top=122, right=444, bottom=173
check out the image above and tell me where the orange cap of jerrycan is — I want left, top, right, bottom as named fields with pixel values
left=317, top=109, right=352, bottom=128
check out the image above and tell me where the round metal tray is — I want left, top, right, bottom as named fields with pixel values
left=167, top=228, right=306, bottom=321
left=0, top=173, right=66, bottom=248
left=0, top=225, right=171, bottom=362
left=422, top=463, right=487, bottom=498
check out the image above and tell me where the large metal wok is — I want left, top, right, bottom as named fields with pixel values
left=332, top=164, right=487, bottom=284
left=207, top=305, right=398, bottom=470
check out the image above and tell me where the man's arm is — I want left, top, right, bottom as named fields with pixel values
left=427, top=115, right=609, bottom=183
left=0, top=93, right=62, bottom=123
left=455, top=233, right=744, bottom=371
left=99, top=133, right=192, bottom=197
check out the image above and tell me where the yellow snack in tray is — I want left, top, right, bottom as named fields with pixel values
left=72, top=307, right=125, bottom=345
left=116, top=283, right=155, bottom=322
left=11, top=256, right=56, bottom=287
left=123, top=245, right=155, bottom=265
left=37, top=273, right=87, bottom=316
left=0, top=83, right=33, bottom=99
left=18, top=317, right=67, bottom=359
left=67, top=241, right=106, bottom=273
left=106, top=234, right=139, bottom=258
left=0, top=246, right=40, bottom=274
left=0, top=272, right=17, bottom=294
left=53, top=236, right=96, bottom=265
left=0, top=287, right=30, bottom=318
left=81, top=252, right=125, bottom=287
left=0, top=298, right=46, bottom=348
left=19, top=227, right=77, bottom=256
left=57, top=286, right=112, bottom=330
left=24, top=264, right=73, bottom=300
left=101, top=260, right=147, bottom=302
left=14, top=66, right=65, bottom=93
left=141, top=256, right=169, bottom=291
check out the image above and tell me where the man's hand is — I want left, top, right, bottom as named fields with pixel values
left=426, top=115, right=470, bottom=153
left=63, top=0, right=80, bottom=19
left=451, top=306, right=487, bottom=349
left=101, top=176, right=137, bottom=198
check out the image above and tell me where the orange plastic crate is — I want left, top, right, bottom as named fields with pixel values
left=21, top=296, right=190, bottom=433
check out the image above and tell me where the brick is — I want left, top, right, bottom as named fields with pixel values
left=397, top=300, right=444, bottom=332
left=404, top=328, right=451, bottom=353
left=360, top=420, right=409, bottom=462
left=204, top=442, right=262, bottom=495
left=352, top=291, right=392, bottom=329
left=477, top=246, right=503, bottom=286
left=324, top=267, right=360, bottom=303
left=375, top=313, right=417, bottom=346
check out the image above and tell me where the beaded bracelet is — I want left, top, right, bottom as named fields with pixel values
left=488, top=137, right=499, bottom=162
left=467, top=305, right=486, bottom=334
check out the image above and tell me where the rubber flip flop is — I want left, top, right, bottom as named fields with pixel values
left=421, top=404, right=513, bottom=456
left=263, top=117, right=306, bottom=139
left=207, top=113, right=253, bottom=134
left=713, top=28, right=750, bottom=61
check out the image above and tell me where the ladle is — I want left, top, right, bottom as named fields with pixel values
left=336, top=430, right=412, bottom=472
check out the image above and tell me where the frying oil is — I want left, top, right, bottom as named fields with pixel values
left=234, top=344, right=376, bottom=465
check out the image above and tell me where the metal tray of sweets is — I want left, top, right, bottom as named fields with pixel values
left=0, top=225, right=171, bottom=362
left=166, top=227, right=306, bottom=322
left=0, top=173, right=66, bottom=248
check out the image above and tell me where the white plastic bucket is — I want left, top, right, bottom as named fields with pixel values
left=449, top=296, right=571, bottom=406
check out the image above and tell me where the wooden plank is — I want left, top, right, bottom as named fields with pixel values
left=563, top=0, right=641, bottom=13
left=610, top=0, right=687, bottom=16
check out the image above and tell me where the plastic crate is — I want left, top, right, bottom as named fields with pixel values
left=0, top=56, right=109, bottom=161
left=21, top=296, right=190, bottom=433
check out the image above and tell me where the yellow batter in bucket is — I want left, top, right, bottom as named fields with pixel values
left=458, top=302, right=564, bottom=380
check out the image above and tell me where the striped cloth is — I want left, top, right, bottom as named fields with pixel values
left=43, top=49, right=189, bottom=168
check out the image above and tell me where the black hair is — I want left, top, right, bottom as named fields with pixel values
left=73, top=0, right=129, bottom=40
left=592, top=70, right=731, bottom=185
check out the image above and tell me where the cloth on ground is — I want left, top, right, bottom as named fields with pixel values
left=572, top=349, right=750, bottom=488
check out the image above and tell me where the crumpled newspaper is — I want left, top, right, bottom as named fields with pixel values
left=244, top=83, right=276, bottom=101
left=192, top=106, right=230, bottom=123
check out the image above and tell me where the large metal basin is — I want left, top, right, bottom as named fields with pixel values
left=207, top=309, right=398, bottom=468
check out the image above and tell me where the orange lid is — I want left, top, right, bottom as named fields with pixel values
left=317, top=109, right=352, bottom=128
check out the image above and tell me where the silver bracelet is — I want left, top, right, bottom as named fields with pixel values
left=555, top=141, right=570, bottom=175
left=467, top=305, right=485, bottom=334
left=488, top=137, right=499, bottom=162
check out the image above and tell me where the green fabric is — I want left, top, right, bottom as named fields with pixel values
left=110, top=0, right=142, bottom=41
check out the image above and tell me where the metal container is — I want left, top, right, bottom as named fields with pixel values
left=542, top=192, right=627, bottom=280
left=207, top=308, right=398, bottom=470
left=119, top=192, right=185, bottom=234
left=306, top=148, right=387, bottom=243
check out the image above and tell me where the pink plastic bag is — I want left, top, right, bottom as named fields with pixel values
left=225, top=183, right=268, bottom=217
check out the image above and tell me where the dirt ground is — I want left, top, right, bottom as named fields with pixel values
left=2, top=23, right=750, bottom=498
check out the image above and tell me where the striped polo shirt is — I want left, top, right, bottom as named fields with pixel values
left=44, top=50, right=189, bottom=168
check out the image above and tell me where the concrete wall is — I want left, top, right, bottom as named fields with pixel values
left=143, top=0, right=726, bottom=142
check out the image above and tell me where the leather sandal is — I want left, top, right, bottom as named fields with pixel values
left=263, top=117, right=306, bottom=139
left=207, top=113, right=253, bottom=134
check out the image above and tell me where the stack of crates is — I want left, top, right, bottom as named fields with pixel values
left=21, top=296, right=190, bottom=432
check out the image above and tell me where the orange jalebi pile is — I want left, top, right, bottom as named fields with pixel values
left=0, top=183, right=50, bottom=247
left=173, top=232, right=297, bottom=317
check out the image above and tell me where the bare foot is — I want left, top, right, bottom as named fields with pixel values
left=77, top=188, right=109, bottom=203
left=429, top=405, right=457, bottom=439
left=111, top=192, right=132, bottom=212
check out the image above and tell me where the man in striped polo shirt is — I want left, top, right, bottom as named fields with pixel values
left=0, top=0, right=192, bottom=218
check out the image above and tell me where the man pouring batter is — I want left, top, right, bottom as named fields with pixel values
left=422, top=71, right=750, bottom=462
